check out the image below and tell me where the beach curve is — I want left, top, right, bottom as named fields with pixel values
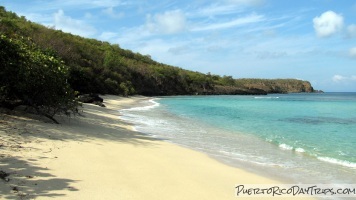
left=0, top=95, right=315, bottom=199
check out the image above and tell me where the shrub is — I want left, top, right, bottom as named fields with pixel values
left=0, top=34, right=79, bottom=123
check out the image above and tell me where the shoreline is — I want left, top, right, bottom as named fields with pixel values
left=121, top=96, right=294, bottom=184
left=133, top=95, right=356, bottom=185
left=0, top=95, right=314, bottom=199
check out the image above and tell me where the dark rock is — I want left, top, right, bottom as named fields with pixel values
left=0, top=170, right=10, bottom=182
left=12, top=186, right=18, bottom=192
left=94, top=101, right=106, bottom=107
left=77, top=94, right=103, bottom=103
left=0, top=99, right=23, bottom=110
left=313, top=90, right=324, bottom=93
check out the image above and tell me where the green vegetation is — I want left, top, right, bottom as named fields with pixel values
left=0, top=6, right=315, bottom=121
left=235, top=78, right=314, bottom=93
left=0, top=34, right=79, bottom=123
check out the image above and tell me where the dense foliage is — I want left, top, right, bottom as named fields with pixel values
left=0, top=6, right=314, bottom=103
left=0, top=34, right=79, bottom=123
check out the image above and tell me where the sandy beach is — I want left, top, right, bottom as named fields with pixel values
left=0, top=95, right=313, bottom=199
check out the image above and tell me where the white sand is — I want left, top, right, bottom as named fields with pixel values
left=0, top=95, right=314, bottom=199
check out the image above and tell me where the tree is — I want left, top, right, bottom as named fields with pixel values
left=0, top=35, right=80, bottom=123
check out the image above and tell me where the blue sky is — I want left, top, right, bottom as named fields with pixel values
left=1, top=0, right=356, bottom=91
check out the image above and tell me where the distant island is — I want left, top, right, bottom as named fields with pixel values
left=0, top=6, right=317, bottom=121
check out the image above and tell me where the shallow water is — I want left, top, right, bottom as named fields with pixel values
left=120, top=93, right=356, bottom=184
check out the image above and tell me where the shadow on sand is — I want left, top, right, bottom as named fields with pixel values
left=0, top=157, right=77, bottom=199
left=0, top=99, right=162, bottom=199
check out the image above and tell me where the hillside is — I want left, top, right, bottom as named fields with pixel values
left=236, top=79, right=314, bottom=93
left=0, top=6, right=314, bottom=97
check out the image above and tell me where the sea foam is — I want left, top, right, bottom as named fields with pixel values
left=295, top=148, right=305, bottom=153
left=279, top=143, right=293, bottom=150
left=121, top=98, right=160, bottom=111
left=254, top=97, right=279, bottom=99
left=317, top=157, right=356, bottom=168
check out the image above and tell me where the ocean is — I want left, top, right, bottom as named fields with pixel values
left=120, top=93, right=356, bottom=184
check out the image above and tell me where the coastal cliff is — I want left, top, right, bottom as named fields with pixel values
left=235, top=79, right=314, bottom=94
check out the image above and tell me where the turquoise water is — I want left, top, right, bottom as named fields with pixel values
left=120, top=93, right=356, bottom=183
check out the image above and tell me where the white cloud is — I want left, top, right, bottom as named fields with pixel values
left=349, top=47, right=356, bottom=58
left=17, top=0, right=128, bottom=14
left=146, top=10, right=187, bottom=34
left=332, top=75, right=356, bottom=82
left=91, top=0, right=128, bottom=7
left=54, top=10, right=96, bottom=37
left=347, top=24, right=356, bottom=38
left=255, top=51, right=288, bottom=60
left=114, top=25, right=153, bottom=48
left=19, top=12, right=52, bottom=24
left=313, top=11, right=344, bottom=38
left=103, top=7, right=124, bottom=19
left=168, top=45, right=191, bottom=55
left=99, top=32, right=118, bottom=41
left=332, top=75, right=346, bottom=82
left=53, top=0, right=127, bottom=10
left=192, top=4, right=243, bottom=18
left=227, top=0, right=265, bottom=6
left=192, top=13, right=264, bottom=31
left=84, top=12, right=94, bottom=19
